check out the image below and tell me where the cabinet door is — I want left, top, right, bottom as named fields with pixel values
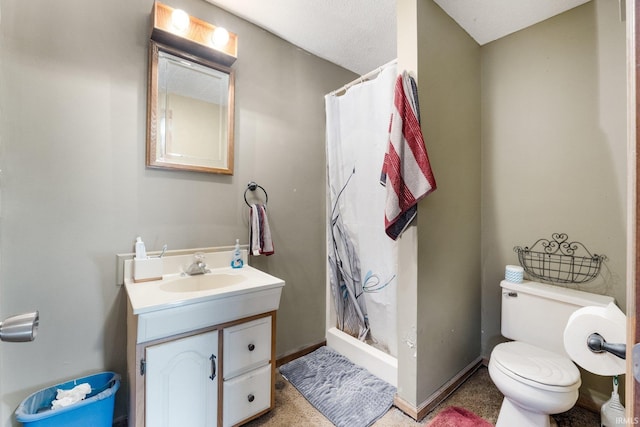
left=146, top=331, right=218, bottom=427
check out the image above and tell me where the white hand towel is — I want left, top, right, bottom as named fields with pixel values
left=250, top=204, right=274, bottom=256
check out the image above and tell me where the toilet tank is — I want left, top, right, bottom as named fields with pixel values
left=500, top=280, right=614, bottom=356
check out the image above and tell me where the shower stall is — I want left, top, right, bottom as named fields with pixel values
left=324, top=60, right=399, bottom=387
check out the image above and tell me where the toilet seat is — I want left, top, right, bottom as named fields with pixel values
left=492, top=342, right=581, bottom=392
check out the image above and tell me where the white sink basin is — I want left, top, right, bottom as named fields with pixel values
left=123, top=250, right=285, bottom=343
left=160, top=273, right=246, bottom=292
left=124, top=264, right=284, bottom=316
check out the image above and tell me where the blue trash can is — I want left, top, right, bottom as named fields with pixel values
left=15, top=371, right=120, bottom=427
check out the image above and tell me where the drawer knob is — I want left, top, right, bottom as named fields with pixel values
left=247, top=394, right=255, bottom=403
left=248, top=343, right=255, bottom=351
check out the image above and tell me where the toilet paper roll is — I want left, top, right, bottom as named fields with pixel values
left=505, top=265, right=524, bottom=283
left=563, top=302, right=626, bottom=376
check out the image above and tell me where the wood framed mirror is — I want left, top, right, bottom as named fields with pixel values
left=146, top=1, right=237, bottom=175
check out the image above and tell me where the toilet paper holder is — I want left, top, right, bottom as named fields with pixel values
left=587, top=333, right=626, bottom=359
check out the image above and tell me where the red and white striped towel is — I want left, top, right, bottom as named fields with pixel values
left=250, top=204, right=274, bottom=255
left=380, top=71, right=436, bottom=240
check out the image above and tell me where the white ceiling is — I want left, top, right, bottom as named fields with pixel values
left=205, top=0, right=592, bottom=75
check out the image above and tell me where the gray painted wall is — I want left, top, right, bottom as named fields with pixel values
left=395, top=0, right=482, bottom=407
left=0, top=0, right=354, bottom=424
left=414, top=0, right=482, bottom=405
left=396, top=0, right=626, bottom=409
left=480, top=0, right=627, bottom=403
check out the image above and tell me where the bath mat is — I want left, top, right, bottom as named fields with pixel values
left=279, top=346, right=396, bottom=427
left=426, top=406, right=493, bottom=427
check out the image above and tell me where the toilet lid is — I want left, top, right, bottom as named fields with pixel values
left=492, top=341, right=580, bottom=388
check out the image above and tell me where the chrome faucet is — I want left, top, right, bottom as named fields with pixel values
left=186, top=252, right=209, bottom=275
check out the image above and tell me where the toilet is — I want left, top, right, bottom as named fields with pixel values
left=489, top=280, right=615, bottom=427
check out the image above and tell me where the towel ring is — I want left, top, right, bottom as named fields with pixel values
left=244, top=181, right=268, bottom=207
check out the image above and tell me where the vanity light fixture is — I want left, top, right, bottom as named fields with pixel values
left=151, top=2, right=237, bottom=67
left=170, top=8, right=190, bottom=32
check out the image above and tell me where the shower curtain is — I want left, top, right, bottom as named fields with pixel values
left=325, top=63, right=398, bottom=357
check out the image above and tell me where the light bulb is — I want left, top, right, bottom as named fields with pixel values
left=211, top=27, right=230, bottom=47
left=171, top=9, right=190, bottom=32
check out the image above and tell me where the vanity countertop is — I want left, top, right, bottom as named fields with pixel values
left=125, top=265, right=284, bottom=315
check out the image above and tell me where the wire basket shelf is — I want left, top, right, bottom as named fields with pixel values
left=513, top=233, right=606, bottom=284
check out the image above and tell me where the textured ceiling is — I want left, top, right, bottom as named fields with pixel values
left=205, top=0, right=396, bottom=75
left=434, top=0, right=592, bottom=45
left=205, top=0, right=593, bottom=75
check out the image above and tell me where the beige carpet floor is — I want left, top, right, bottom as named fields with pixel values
left=245, top=365, right=600, bottom=426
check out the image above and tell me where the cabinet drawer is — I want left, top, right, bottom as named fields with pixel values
left=223, top=364, right=271, bottom=427
left=223, top=316, right=271, bottom=379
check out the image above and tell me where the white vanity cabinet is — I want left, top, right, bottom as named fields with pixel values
left=122, top=251, right=284, bottom=427
left=127, top=306, right=278, bottom=427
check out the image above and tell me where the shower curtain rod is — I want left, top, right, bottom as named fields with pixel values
left=328, top=58, right=398, bottom=97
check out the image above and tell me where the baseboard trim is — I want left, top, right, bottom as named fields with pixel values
left=576, top=389, right=607, bottom=414
left=276, top=341, right=326, bottom=367
left=394, top=357, right=484, bottom=421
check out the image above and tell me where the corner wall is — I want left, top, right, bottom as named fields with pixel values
left=480, top=0, right=627, bottom=405
left=415, top=0, right=482, bottom=405
left=396, top=0, right=482, bottom=408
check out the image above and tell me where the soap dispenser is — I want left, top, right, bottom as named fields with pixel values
left=231, top=239, right=244, bottom=268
